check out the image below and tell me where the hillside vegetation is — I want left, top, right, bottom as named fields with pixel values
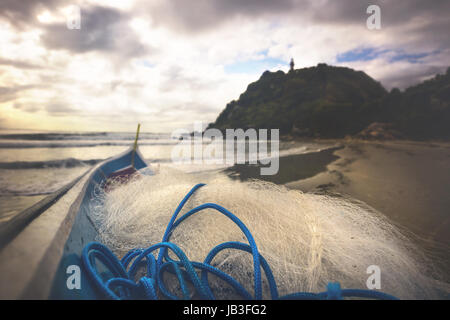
left=208, top=64, right=450, bottom=140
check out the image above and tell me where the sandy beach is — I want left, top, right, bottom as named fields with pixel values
left=228, top=139, right=450, bottom=272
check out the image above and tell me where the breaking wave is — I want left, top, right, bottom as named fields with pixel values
left=0, top=132, right=170, bottom=141
left=0, top=158, right=103, bottom=169
left=0, top=141, right=178, bottom=149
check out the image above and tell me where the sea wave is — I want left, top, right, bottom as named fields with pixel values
left=0, top=145, right=338, bottom=199
left=0, top=144, right=337, bottom=169
left=0, top=158, right=104, bottom=169
left=0, top=132, right=170, bottom=141
left=0, top=141, right=178, bottom=148
left=0, top=190, right=56, bottom=196
left=0, top=166, right=89, bottom=197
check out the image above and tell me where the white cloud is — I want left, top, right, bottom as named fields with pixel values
left=0, top=0, right=448, bottom=132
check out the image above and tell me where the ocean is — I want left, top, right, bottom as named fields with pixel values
left=0, top=129, right=334, bottom=223
left=1, top=129, right=448, bottom=298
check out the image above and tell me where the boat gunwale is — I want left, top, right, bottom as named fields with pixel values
left=0, top=171, right=90, bottom=250
left=0, top=146, right=149, bottom=299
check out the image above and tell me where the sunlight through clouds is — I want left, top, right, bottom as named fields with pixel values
left=0, top=0, right=448, bottom=132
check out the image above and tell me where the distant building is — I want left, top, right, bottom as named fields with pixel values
left=290, top=58, right=294, bottom=72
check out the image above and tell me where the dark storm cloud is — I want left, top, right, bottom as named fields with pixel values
left=1, top=0, right=449, bottom=101
left=144, top=0, right=301, bottom=32
left=0, top=0, right=62, bottom=28
left=302, top=0, right=450, bottom=89
left=0, top=2, right=149, bottom=58
left=40, top=6, right=148, bottom=58
left=143, top=0, right=450, bottom=32
left=312, top=0, right=450, bottom=49
left=143, top=0, right=450, bottom=52
left=313, top=0, right=450, bottom=26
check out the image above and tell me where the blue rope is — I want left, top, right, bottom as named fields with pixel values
left=81, top=183, right=399, bottom=300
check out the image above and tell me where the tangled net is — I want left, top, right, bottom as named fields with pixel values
left=89, top=166, right=448, bottom=299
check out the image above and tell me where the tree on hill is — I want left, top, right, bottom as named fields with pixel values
left=210, top=64, right=386, bottom=137
left=208, top=64, right=450, bottom=140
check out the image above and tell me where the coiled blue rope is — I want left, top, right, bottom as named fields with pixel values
left=81, top=183, right=398, bottom=300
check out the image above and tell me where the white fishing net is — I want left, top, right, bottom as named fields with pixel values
left=89, top=166, right=448, bottom=299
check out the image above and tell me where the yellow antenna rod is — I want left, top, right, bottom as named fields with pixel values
left=131, top=123, right=141, bottom=168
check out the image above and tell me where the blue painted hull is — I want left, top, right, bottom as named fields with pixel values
left=49, top=147, right=151, bottom=299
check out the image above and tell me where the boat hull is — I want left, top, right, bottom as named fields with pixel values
left=0, top=147, right=151, bottom=299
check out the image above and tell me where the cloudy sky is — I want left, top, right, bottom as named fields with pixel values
left=0, top=0, right=449, bottom=132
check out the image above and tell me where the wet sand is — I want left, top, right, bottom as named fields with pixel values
left=227, top=140, right=450, bottom=271
left=225, top=146, right=342, bottom=184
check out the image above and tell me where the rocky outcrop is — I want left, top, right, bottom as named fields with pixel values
left=356, top=122, right=403, bottom=140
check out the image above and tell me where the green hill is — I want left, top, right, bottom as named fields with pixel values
left=379, top=68, right=450, bottom=140
left=208, top=64, right=450, bottom=140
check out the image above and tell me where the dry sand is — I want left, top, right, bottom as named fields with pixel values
left=226, top=139, right=450, bottom=272
left=286, top=140, right=450, bottom=271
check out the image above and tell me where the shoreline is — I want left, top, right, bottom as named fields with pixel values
left=227, top=139, right=450, bottom=271
left=286, top=139, right=450, bottom=242
left=225, top=145, right=343, bottom=184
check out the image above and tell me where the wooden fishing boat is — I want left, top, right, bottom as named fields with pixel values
left=0, top=126, right=152, bottom=299
left=0, top=125, right=401, bottom=300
